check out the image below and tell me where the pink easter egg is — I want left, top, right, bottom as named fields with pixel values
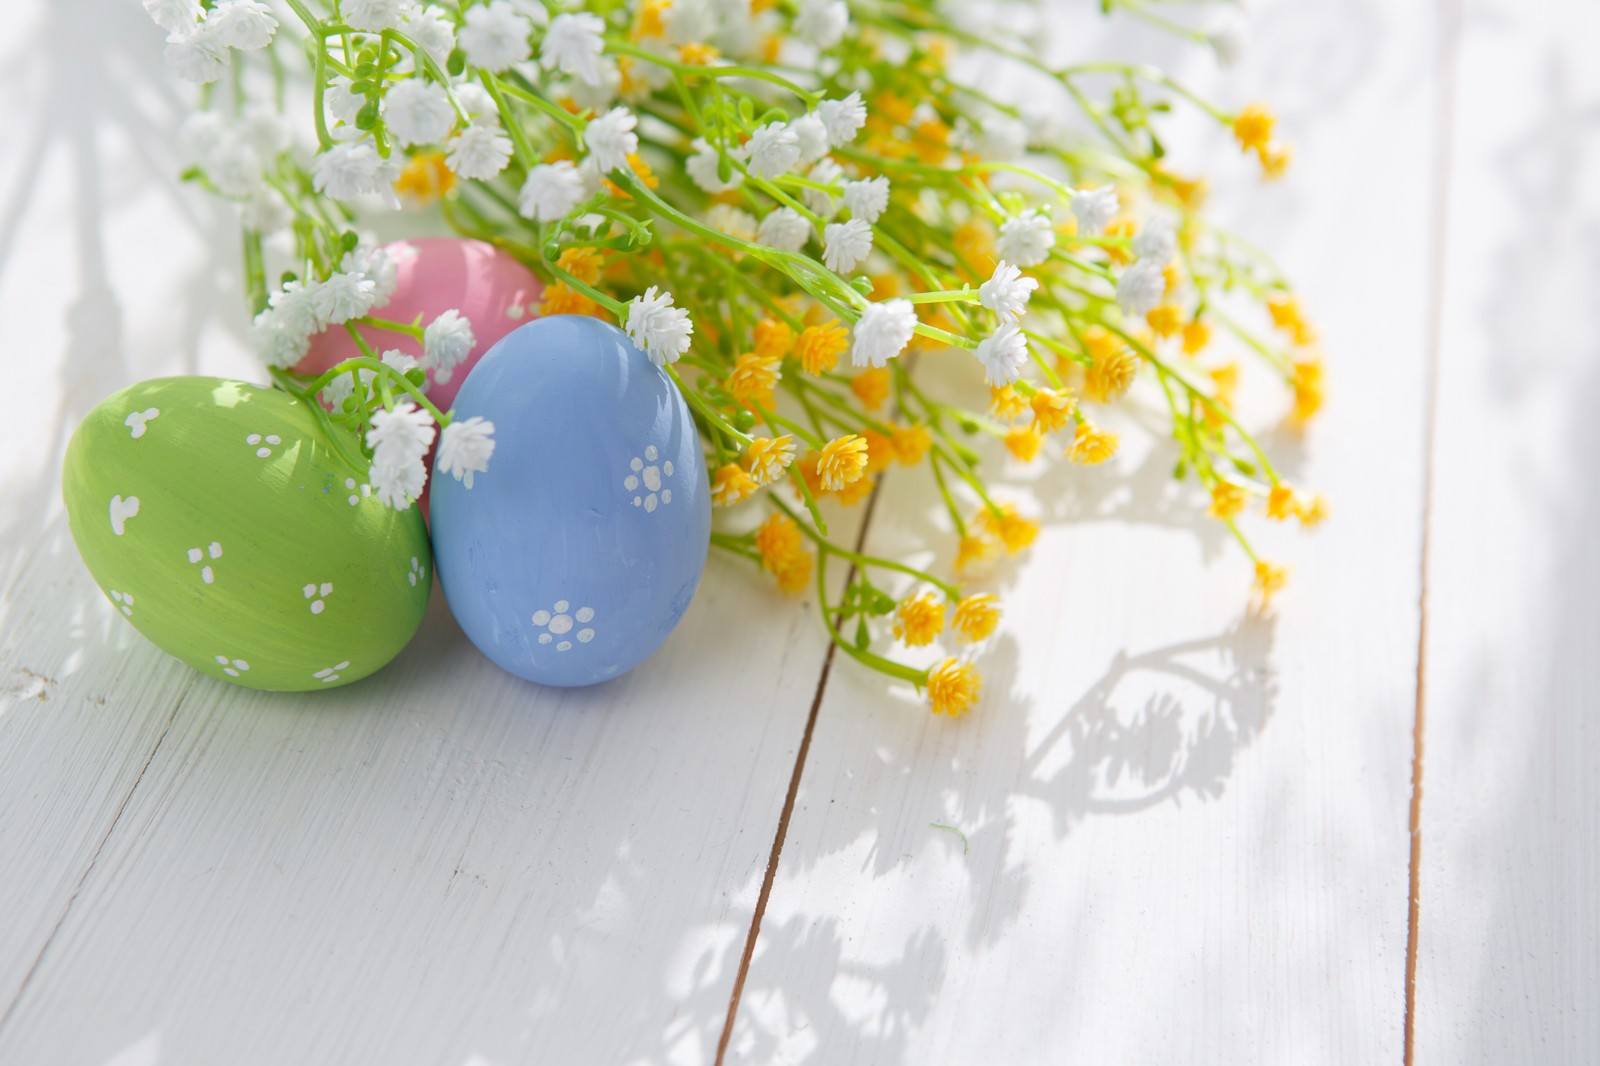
left=295, top=237, right=542, bottom=513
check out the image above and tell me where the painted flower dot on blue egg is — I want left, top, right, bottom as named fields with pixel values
left=429, top=315, right=712, bottom=688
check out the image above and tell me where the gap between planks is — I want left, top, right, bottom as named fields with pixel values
left=1404, top=0, right=1463, bottom=1061
left=715, top=480, right=888, bottom=1065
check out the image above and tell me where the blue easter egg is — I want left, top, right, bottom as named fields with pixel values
left=430, top=315, right=711, bottom=687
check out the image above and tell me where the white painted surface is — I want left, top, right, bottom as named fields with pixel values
left=0, top=0, right=1594, bottom=1063
left=1413, top=0, right=1600, bottom=1061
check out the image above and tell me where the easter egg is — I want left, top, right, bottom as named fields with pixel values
left=62, top=377, right=432, bottom=691
left=429, top=316, right=711, bottom=688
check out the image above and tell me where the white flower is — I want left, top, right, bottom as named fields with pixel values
left=585, top=107, right=638, bottom=173
left=345, top=244, right=400, bottom=303
left=974, top=116, right=1028, bottom=162
left=382, top=78, right=456, bottom=147
left=1131, top=219, right=1177, bottom=265
left=241, top=189, right=292, bottom=233
left=343, top=0, right=416, bottom=33
left=842, top=177, right=890, bottom=224
left=325, top=76, right=366, bottom=126
left=1209, top=18, right=1246, bottom=66
left=446, top=125, right=513, bottom=180
left=789, top=113, right=830, bottom=166
left=381, top=348, right=422, bottom=376
left=458, top=0, right=533, bottom=72
left=178, top=114, right=263, bottom=198
left=312, top=271, right=379, bottom=325
left=404, top=7, right=456, bottom=65
left=823, top=218, right=873, bottom=274
left=269, top=280, right=323, bottom=336
left=144, top=0, right=201, bottom=34
left=817, top=91, right=866, bottom=147
left=438, top=417, right=497, bottom=488
left=239, top=103, right=290, bottom=156
left=165, top=27, right=228, bottom=84
left=1070, top=185, right=1119, bottom=237
left=367, top=401, right=437, bottom=468
left=757, top=207, right=810, bottom=252
left=203, top=0, right=277, bottom=50
left=1115, top=259, right=1166, bottom=316
left=541, top=12, right=606, bottom=86
left=518, top=161, right=585, bottom=221
left=746, top=122, right=800, bottom=180
left=974, top=322, right=1028, bottom=386
left=795, top=0, right=848, bottom=48
left=452, top=82, right=497, bottom=120
left=564, top=57, right=621, bottom=112
left=850, top=299, right=917, bottom=368
left=370, top=457, right=426, bottom=509
left=625, top=286, right=694, bottom=367
left=249, top=309, right=309, bottom=368
left=706, top=204, right=758, bottom=242
left=996, top=208, right=1054, bottom=267
left=685, top=138, right=744, bottom=193
left=978, top=261, right=1038, bottom=318
left=803, top=157, right=842, bottom=216
left=423, top=309, right=476, bottom=383
left=311, top=141, right=385, bottom=201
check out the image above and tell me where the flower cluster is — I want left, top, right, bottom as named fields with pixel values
left=145, top=0, right=1323, bottom=716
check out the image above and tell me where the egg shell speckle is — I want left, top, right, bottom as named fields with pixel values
left=429, top=316, right=711, bottom=688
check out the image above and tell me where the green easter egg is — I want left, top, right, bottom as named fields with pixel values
left=62, top=377, right=432, bottom=691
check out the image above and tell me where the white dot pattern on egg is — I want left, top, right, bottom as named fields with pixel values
left=313, top=660, right=351, bottom=684
left=344, top=477, right=372, bottom=507
left=303, top=581, right=334, bottom=614
left=186, top=541, right=222, bottom=584
left=246, top=432, right=284, bottom=459
left=624, top=444, right=675, bottom=513
left=109, top=589, right=134, bottom=617
left=108, top=494, right=140, bottom=536
left=532, top=600, right=597, bottom=652
left=124, top=408, right=159, bottom=439
left=213, top=654, right=250, bottom=678
left=407, top=556, right=426, bottom=586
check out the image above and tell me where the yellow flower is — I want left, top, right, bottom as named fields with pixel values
left=1209, top=481, right=1248, bottom=520
left=1267, top=293, right=1317, bottom=346
left=951, top=594, right=1000, bottom=643
left=890, top=424, right=932, bottom=466
left=1146, top=302, right=1183, bottom=337
left=1155, top=164, right=1209, bottom=209
left=1030, top=389, right=1076, bottom=433
left=632, top=0, right=669, bottom=39
left=795, top=320, right=849, bottom=374
left=1296, top=493, right=1328, bottom=528
left=711, top=463, right=758, bottom=507
left=979, top=504, right=1038, bottom=554
left=851, top=367, right=892, bottom=409
left=1290, top=356, right=1325, bottom=425
left=859, top=428, right=894, bottom=473
left=953, top=218, right=997, bottom=277
left=1258, top=141, right=1293, bottom=180
left=1103, top=216, right=1137, bottom=266
left=725, top=352, right=781, bottom=409
left=677, top=41, right=719, bottom=65
left=869, top=273, right=901, bottom=298
left=926, top=658, right=982, bottom=717
left=1253, top=559, right=1290, bottom=603
left=893, top=592, right=945, bottom=646
left=989, top=384, right=1029, bottom=421
left=1232, top=104, right=1276, bottom=152
left=1004, top=425, right=1043, bottom=463
left=753, top=318, right=794, bottom=362
left=1068, top=421, right=1119, bottom=465
left=834, top=471, right=877, bottom=505
left=1266, top=482, right=1298, bottom=521
left=815, top=435, right=869, bottom=491
left=1085, top=347, right=1140, bottom=403
left=394, top=152, right=456, bottom=204
left=742, top=435, right=796, bottom=486
left=556, top=246, right=604, bottom=286
left=955, top=533, right=998, bottom=576
left=1162, top=261, right=1182, bottom=295
left=541, top=282, right=601, bottom=318
left=1081, top=324, right=1121, bottom=364
left=600, top=152, right=661, bottom=198
left=1181, top=317, right=1212, bottom=355
left=911, top=117, right=951, bottom=163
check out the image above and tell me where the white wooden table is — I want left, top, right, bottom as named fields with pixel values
left=2, top=0, right=1595, bottom=1062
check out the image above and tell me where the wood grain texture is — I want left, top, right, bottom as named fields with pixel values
left=1413, top=0, right=1600, bottom=1059
left=728, top=1, right=1442, bottom=1061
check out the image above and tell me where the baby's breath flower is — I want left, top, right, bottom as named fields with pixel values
left=795, top=0, right=849, bottom=48
left=978, top=261, right=1038, bottom=318
left=404, top=6, right=456, bottom=64
left=437, top=416, right=496, bottom=489
left=893, top=593, right=945, bottom=646
left=249, top=308, right=309, bottom=368
left=996, top=209, right=1054, bottom=267
left=423, top=310, right=476, bottom=383
left=312, top=271, right=379, bottom=325
left=686, top=138, right=745, bottom=193
left=815, top=435, right=869, bottom=491
left=541, top=12, right=607, bottom=85
left=802, top=158, right=843, bottom=216
left=144, top=0, right=201, bottom=34
left=926, top=659, right=981, bottom=717
left=951, top=594, right=1001, bottom=643
left=817, top=91, right=867, bottom=147
left=1132, top=219, right=1177, bottom=265
left=383, top=79, right=455, bottom=147
left=165, top=27, right=229, bottom=84
left=626, top=286, right=694, bottom=367
left=742, top=436, right=797, bottom=485
left=518, top=160, right=586, bottom=221
left=204, top=0, right=277, bottom=50
left=446, top=125, right=514, bottom=180
left=458, top=0, right=533, bottom=72
left=974, top=322, right=1029, bottom=386
left=312, top=141, right=386, bottom=200
left=706, top=203, right=759, bottom=242
left=342, top=0, right=415, bottom=33
left=850, top=299, right=917, bottom=369
left=823, top=218, right=874, bottom=274
left=747, top=121, right=801, bottom=179
left=842, top=177, right=890, bottom=224
left=789, top=113, right=831, bottom=166
left=586, top=107, right=639, bottom=173
left=1115, top=259, right=1166, bottom=316
left=1070, top=185, right=1119, bottom=236
left=370, top=456, right=426, bottom=510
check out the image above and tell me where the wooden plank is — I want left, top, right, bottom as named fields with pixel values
left=1413, top=1, right=1600, bottom=1060
left=727, top=1, right=1442, bottom=1060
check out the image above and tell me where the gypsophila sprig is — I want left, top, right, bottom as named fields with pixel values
left=148, top=0, right=1322, bottom=717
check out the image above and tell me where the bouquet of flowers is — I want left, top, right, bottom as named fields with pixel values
left=66, top=0, right=1322, bottom=713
